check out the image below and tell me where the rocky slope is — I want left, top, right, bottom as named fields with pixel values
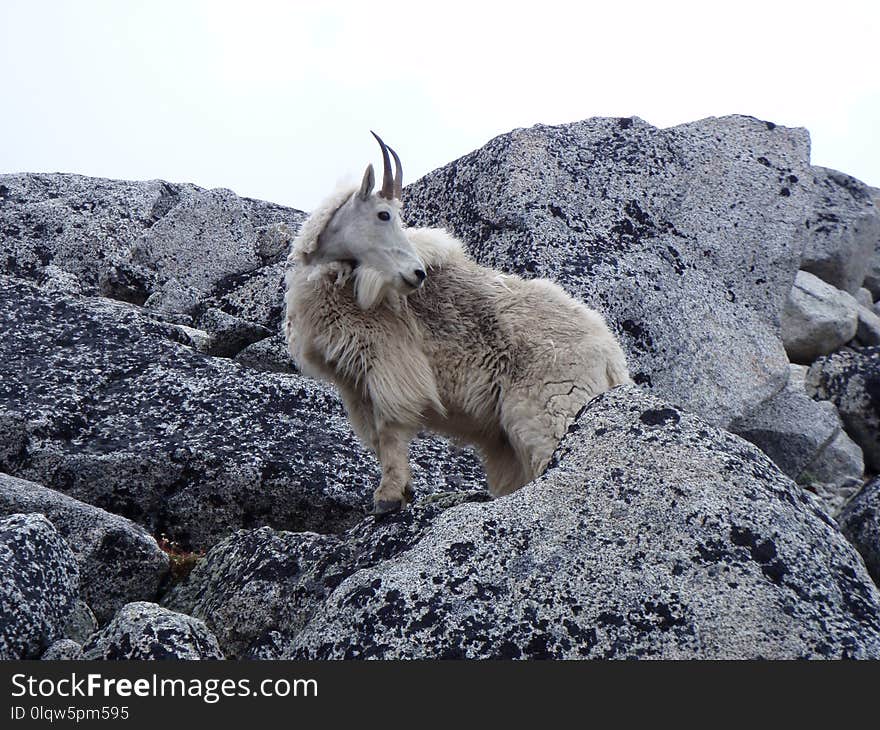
left=167, top=387, right=880, bottom=659
left=1, top=114, right=879, bottom=659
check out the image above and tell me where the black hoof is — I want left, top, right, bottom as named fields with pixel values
left=370, top=499, right=403, bottom=516
left=403, top=484, right=415, bottom=503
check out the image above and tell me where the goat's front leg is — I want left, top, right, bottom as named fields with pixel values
left=371, top=423, right=416, bottom=515
left=337, top=382, right=379, bottom=454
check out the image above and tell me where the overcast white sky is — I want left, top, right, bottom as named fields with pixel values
left=2, top=0, right=878, bottom=210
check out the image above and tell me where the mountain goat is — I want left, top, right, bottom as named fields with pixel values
left=284, top=133, right=630, bottom=514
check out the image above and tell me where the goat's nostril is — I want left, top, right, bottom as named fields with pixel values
left=414, top=269, right=426, bottom=283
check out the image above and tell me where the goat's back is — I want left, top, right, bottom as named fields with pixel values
left=407, top=252, right=628, bottom=426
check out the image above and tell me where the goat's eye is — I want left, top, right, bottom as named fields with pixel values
left=377, top=211, right=391, bottom=221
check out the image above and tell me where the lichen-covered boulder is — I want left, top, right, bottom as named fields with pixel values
left=197, top=307, right=273, bottom=358
left=234, top=334, right=297, bottom=374
left=857, top=288, right=875, bottom=309
left=39, top=265, right=85, bottom=297
left=41, top=639, right=84, bottom=660
left=865, top=187, right=880, bottom=298
left=164, top=492, right=490, bottom=658
left=800, top=167, right=880, bottom=295
left=129, top=188, right=263, bottom=294
left=0, top=173, right=306, bottom=306
left=207, top=259, right=290, bottom=332
left=0, top=513, right=80, bottom=659
left=62, top=599, right=98, bottom=643
left=81, top=602, right=223, bottom=660
left=800, top=430, right=865, bottom=517
left=0, top=472, right=170, bottom=623
left=163, top=528, right=347, bottom=658
left=856, top=304, right=880, bottom=346
left=781, top=271, right=859, bottom=364
left=806, top=347, right=880, bottom=471
left=142, top=277, right=202, bottom=325
left=0, top=173, right=178, bottom=295
left=839, top=477, right=880, bottom=587
left=282, top=386, right=880, bottom=659
left=731, top=365, right=841, bottom=480
left=404, top=115, right=811, bottom=429
left=730, top=365, right=864, bottom=516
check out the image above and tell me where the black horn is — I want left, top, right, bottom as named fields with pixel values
left=371, top=131, right=396, bottom=200
left=387, top=144, right=403, bottom=199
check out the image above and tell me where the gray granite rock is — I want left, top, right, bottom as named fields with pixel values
left=856, top=304, right=880, bottom=346
left=256, top=223, right=294, bottom=263
left=0, top=172, right=305, bottom=326
left=198, top=308, right=273, bottom=358
left=39, top=265, right=84, bottom=297
left=283, top=385, right=880, bottom=659
left=0, top=513, right=80, bottom=659
left=782, top=270, right=859, bottom=363
left=800, top=167, right=880, bottom=294
left=41, top=639, right=84, bottom=660
left=164, top=491, right=491, bottom=658
left=403, top=115, right=810, bottom=429
left=732, top=363, right=862, bottom=516
left=857, top=288, right=875, bottom=309
left=5, top=141, right=880, bottom=660
left=168, top=386, right=880, bottom=659
left=731, top=364, right=840, bottom=480
left=163, top=527, right=347, bottom=658
left=129, top=188, right=262, bottom=294
left=169, top=323, right=211, bottom=352
left=81, top=601, right=223, bottom=660
left=800, top=430, right=865, bottom=517
left=207, top=260, right=288, bottom=332
left=0, top=173, right=175, bottom=295
left=234, top=333, right=298, bottom=374
left=858, top=187, right=880, bottom=298
left=0, top=276, right=484, bottom=550
left=806, top=347, right=880, bottom=471
left=839, top=477, right=880, bottom=586
left=63, top=599, right=98, bottom=643
left=0, top=472, right=170, bottom=623
left=142, top=277, right=202, bottom=324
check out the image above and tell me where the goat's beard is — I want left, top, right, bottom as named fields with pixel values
left=354, top=267, right=392, bottom=310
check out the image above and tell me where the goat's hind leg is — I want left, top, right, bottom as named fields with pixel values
left=371, top=422, right=417, bottom=515
left=482, top=435, right=529, bottom=498
left=496, top=388, right=573, bottom=494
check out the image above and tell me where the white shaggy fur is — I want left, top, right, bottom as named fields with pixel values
left=284, top=184, right=630, bottom=511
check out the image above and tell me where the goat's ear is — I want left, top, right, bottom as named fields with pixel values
left=358, top=164, right=375, bottom=201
